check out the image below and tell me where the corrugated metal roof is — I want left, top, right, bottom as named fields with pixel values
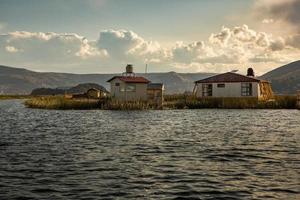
left=107, top=76, right=150, bottom=83
left=195, top=72, right=265, bottom=83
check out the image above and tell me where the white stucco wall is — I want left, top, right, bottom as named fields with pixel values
left=195, top=82, right=259, bottom=98
left=110, top=78, right=148, bottom=101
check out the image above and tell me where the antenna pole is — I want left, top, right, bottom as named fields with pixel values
left=145, top=64, right=148, bottom=74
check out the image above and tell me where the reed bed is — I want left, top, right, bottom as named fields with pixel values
left=100, top=99, right=152, bottom=110
left=164, top=94, right=297, bottom=109
left=25, top=96, right=100, bottom=110
left=24, top=96, right=153, bottom=110
left=24, top=95, right=297, bottom=110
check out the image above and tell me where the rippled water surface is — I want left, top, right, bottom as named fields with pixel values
left=0, top=100, right=300, bottom=200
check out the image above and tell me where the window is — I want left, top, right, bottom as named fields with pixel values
left=115, top=83, right=120, bottom=86
left=202, top=84, right=212, bottom=96
left=241, top=83, right=252, bottom=96
left=120, top=86, right=125, bottom=92
left=126, top=84, right=136, bottom=92
left=217, top=83, right=225, bottom=88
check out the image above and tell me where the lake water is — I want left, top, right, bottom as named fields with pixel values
left=0, top=100, right=299, bottom=200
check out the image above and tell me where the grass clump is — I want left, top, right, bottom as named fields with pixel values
left=25, top=96, right=154, bottom=110
left=257, top=95, right=297, bottom=109
left=100, top=99, right=152, bottom=110
left=25, top=96, right=100, bottom=110
left=164, top=94, right=297, bottom=109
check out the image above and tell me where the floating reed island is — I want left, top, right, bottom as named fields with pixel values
left=24, top=95, right=298, bottom=110
left=22, top=65, right=299, bottom=110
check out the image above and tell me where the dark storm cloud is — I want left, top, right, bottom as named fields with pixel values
left=258, top=0, right=300, bottom=32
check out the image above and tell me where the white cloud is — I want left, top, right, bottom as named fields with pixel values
left=97, top=29, right=169, bottom=64
left=209, top=27, right=231, bottom=46
left=0, top=31, right=107, bottom=69
left=172, top=41, right=210, bottom=63
left=0, top=26, right=299, bottom=74
left=5, top=45, right=19, bottom=53
left=169, top=24, right=300, bottom=73
left=262, top=19, right=274, bottom=24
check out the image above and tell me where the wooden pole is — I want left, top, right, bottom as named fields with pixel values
left=192, top=83, right=197, bottom=96
left=297, top=90, right=300, bottom=109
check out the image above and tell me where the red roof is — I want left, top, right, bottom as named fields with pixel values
left=195, top=72, right=263, bottom=83
left=107, top=76, right=150, bottom=83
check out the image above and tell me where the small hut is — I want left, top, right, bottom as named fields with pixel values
left=147, top=83, right=164, bottom=107
left=86, top=88, right=101, bottom=99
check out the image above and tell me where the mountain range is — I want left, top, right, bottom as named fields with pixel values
left=0, top=65, right=214, bottom=94
left=0, top=60, right=299, bottom=94
left=261, top=60, right=300, bottom=94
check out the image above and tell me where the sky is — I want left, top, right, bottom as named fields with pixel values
left=0, top=0, right=299, bottom=75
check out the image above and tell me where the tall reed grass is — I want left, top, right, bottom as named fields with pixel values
left=25, top=96, right=100, bottom=110
left=24, top=96, right=153, bottom=110
left=164, top=94, right=297, bottom=109
left=24, top=95, right=297, bottom=110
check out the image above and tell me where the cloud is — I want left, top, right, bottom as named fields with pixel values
left=97, top=29, right=169, bottom=64
left=169, top=24, right=300, bottom=73
left=262, top=19, right=274, bottom=24
left=5, top=45, right=19, bottom=53
left=0, top=31, right=107, bottom=68
left=209, top=27, right=231, bottom=46
left=269, top=37, right=285, bottom=51
left=286, top=34, right=300, bottom=49
left=190, top=25, right=287, bottom=63
left=172, top=41, right=209, bottom=63
left=0, top=26, right=299, bottom=74
left=255, top=0, right=300, bottom=32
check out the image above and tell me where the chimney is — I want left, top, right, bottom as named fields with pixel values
left=247, top=68, right=255, bottom=77
left=126, top=64, right=133, bottom=74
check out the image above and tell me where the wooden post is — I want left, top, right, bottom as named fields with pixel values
left=192, top=83, right=197, bottom=96
left=297, top=90, right=300, bottom=109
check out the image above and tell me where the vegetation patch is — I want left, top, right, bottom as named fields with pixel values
left=164, top=94, right=297, bottom=109
left=24, top=95, right=297, bottom=110
left=25, top=96, right=100, bottom=110
left=24, top=96, right=155, bottom=110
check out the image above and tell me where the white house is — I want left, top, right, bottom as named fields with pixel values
left=193, top=69, right=273, bottom=100
left=107, top=75, right=150, bottom=101
left=107, top=64, right=164, bottom=103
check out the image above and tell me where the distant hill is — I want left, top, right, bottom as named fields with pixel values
left=261, top=60, right=300, bottom=94
left=2, top=61, right=299, bottom=95
left=0, top=65, right=214, bottom=94
left=31, top=83, right=109, bottom=95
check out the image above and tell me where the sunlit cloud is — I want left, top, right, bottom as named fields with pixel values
left=0, top=24, right=299, bottom=74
